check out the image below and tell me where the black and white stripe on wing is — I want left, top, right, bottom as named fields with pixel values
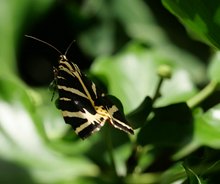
left=58, top=58, right=101, bottom=105
left=107, top=105, right=134, bottom=135
left=60, top=101, right=108, bottom=139
left=58, top=96, right=103, bottom=139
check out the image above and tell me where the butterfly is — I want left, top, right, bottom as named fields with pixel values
left=25, top=35, right=134, bottom=139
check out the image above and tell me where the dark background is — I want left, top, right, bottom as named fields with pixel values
left=19, top=0, right=209, bottom=86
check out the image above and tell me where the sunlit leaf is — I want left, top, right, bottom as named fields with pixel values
left=195, top=104, right=220, bottom=148
left=0, top=99, right=99, bottom=183
left=208, top=51, right=220, bottom=82
left=0, top=76, right=98, bottom=183
left=91, top=42, right=202, bottom=113
left=174, top=105, right=220, bottom=159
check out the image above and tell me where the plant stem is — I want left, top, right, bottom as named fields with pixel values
left=105, top=127, right=117, bottom=176
left=152, top=77, right=164, bottom=104
left=152, top=64, right=172, bottom=104
left=187, top=81, right=219, bottom=108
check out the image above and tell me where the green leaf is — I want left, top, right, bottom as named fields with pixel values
left=0, top=98, right=99, bottom=184
left=182, top=149, right=220, bottom=183
left=112, top=0, right=169, bottom=46
left=79, top=23, right=115, bottom=56
left=208, top=51, right=220, bottom=82
left=174, top=105, right=220, bottom=159
left=195, top=105, right=220, bottom=148
left=159, top=163, right=186, bottom=184
left=91, top=42, right=202, bottom=113
left=0, top=76, right=31, bottom=105
left=162, top=0, right=220, bottom=49
left=79, top=0, right=170, bottom=56
left=85, top=124, right=132, bottom=171
left=0, top=0, right=54, bottom=73
left=137, top=103, right=193, bottom=147
left=0, top=76, right=98, bottom=183
left=183, top=164, right=207, bottom=184
left=126, top=96, right=153, bottom=129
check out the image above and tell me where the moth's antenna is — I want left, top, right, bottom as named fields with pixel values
left=25, top=35, right=63, bottom=55
left=64, top=39, right=75, bottom=56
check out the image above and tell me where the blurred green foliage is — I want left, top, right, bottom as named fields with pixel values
left=1, top=0, right=220, bottom=183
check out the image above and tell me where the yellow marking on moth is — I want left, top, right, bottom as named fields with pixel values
left=60, top=60, right=74, bottom=70
left=62, top=109, right=108, bottom=134
left=91, top=83, right=97, bottom=98
left=110, top=118, right=133, bottom=132
left=57, top=76, right=65, bottom=80
left=59, top=97, right=71, bottom=101
left=59, top=66, right=76, bottom=77
left=107, top=105, right=118, bottom=115
left=59, top=60, right=95, bottom=106
left=72, top=63, right=81, bottom=74
left=71, top=69, right=95, bottom=106
left=95, top=106, right=109, bottom=117
left=60, top=61, right=81, bottom=76
left=58, top=85, right=88, bottom=99
left=107, top=105, right=134, bottom=132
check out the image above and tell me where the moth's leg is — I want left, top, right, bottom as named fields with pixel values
left=50, top=67, right=58, bottom=101
left=55, top=98, right=61, bottom=109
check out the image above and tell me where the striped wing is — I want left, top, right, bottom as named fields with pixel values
left=57, top=59, right=104, bottom=139
left=60, top=100, right=108, bottom=139
left=99, top=96, right=134, bottom=135
left=57, top=58, right=133, bottom=139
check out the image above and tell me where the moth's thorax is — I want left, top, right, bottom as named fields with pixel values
left=95, top=106, right=109, bottom=118
left=58, top=56, right=81, bottom=75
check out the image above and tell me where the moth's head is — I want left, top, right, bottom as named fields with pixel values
left=60, top=55, right=68, bottom=62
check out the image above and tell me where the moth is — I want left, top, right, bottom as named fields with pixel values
left=25, top=35, right=134, bottom=139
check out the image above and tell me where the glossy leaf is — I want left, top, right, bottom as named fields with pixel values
left=175, top=105, right=220, bottom=159
left=162, top=0, right=220, bottom=49
left=195, top=105, right=220, bottom=148
left=0, top=78, right=99, bottom=183
left=137, top=103, right=193, bottom=147
left=126, top=96, right=153, bottom=129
